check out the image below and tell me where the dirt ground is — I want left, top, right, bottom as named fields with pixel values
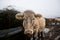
left=0, top=25, right=60, bottom=40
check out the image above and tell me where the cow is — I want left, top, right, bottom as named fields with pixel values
left=15, top=10, right=45, bottom=40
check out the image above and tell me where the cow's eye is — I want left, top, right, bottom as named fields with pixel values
left=32, top=18, right=35, bottom=20
left=34, top=26, right=36, bottom=29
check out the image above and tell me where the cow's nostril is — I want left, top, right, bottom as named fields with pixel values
left=30, top=31, right=33, bottom=33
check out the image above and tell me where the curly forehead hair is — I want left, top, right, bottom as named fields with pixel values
left=23, top=10, right=35, bottom=16
left=35, top=14, right=42, bottom=18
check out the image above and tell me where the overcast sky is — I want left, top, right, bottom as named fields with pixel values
left=0, top=0, right=60, bottom=18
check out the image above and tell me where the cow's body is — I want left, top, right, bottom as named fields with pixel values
left=32, top=15, right=45, bottom=40
left=15, top=10, right=45, bottom=40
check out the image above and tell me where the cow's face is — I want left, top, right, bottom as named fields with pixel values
left=23, top=10, right=35, bottom=36
left=15, top=10, right=36, bottom=36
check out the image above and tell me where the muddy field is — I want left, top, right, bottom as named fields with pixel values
left=44, top=25, right=60, bottom=40
left=0, top=25, right=60, bottom=40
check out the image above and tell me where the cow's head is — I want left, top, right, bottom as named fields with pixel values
left=23, top=10, right=36, bottom=36
left=15, top=10, right=42, bottom=36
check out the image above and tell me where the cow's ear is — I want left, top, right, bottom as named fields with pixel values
left=35, top=14, right=42, bottom=18
left=15, top=13, right=23, bottom=20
